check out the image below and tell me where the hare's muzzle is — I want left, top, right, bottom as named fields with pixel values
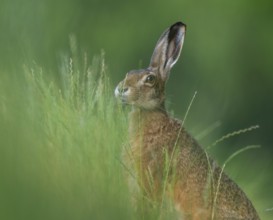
left=114, top=82, right=129, bottom=102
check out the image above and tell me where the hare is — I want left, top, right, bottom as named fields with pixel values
left=115, top=22, right=260, bottom=220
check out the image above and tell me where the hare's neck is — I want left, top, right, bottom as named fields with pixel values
left=128, top=107, right=169, bottom=138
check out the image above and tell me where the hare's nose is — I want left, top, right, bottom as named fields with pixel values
left=118, top=87, right=128, bottom=94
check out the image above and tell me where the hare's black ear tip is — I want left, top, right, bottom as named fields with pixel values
left=169, top=22, right=186, bottom=39
left=172, top=22, right=187, bottom=30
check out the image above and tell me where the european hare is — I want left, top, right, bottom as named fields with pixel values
left=115, top=22, right=260, bottom=220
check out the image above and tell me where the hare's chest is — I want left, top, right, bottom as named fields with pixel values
left=129, top=129, right=175, bottom=168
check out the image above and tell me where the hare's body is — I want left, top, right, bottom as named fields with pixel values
left=115, top=22, right=260, bottom=219
left=128, top=108, right=259, bottom=219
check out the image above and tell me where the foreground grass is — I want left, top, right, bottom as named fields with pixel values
left=0, top=53, right=136, bottom=220
left=0, top=51, right=271, bottom=220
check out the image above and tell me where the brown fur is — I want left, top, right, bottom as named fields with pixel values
left=115, top=22, right=260, bottom=219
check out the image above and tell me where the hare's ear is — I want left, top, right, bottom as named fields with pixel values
left=149, top=22, right=186, bottom=81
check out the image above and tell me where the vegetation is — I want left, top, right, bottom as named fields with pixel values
left=0, top=1, right=272, bottom=219
left=0, top=50, right=133, bottom=220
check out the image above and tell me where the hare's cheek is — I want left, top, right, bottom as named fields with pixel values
left=145, top=89, right=158, bottom=101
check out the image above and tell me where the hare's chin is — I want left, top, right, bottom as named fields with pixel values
left=116, top=96, right=128, bottom=104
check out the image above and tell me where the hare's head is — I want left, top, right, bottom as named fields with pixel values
left=115, top=22, right=186, bottom=110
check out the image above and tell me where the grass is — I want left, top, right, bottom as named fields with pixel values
left=0, top=47, right=271, bottom=219
left=0, top=50, right=135, bottom=220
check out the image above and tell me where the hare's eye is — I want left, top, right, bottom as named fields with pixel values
left=145, top=75, right=156, bottom=84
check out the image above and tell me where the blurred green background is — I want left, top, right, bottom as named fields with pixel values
left=1, top=0, right=273, bottom=219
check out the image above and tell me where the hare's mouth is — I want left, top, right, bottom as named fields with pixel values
left=118, top=95, right=128, bottom=104
left=117, top=96, right=130, bottom=106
